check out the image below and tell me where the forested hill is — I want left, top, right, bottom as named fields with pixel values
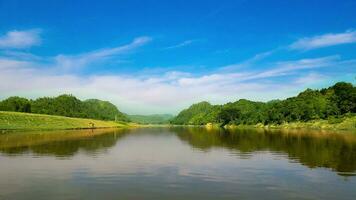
left=0, top=94, right=129, bottom=121
left=171, top=82, right=356, bottom=126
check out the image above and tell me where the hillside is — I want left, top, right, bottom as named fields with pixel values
left=170, top=101, right=220, bottom=125
left=0, top=111, right=129, bottom=130
left=0, top=94, right=130, bottom=121
left=127, top=114, right=173, bottom=124
left=171, top=82, right=356, bottom=129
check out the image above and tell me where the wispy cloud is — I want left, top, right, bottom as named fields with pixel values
left=54, top=36, right=151, bottom=69
left=179, top=56, right=340, bottom=87
left=0, top=50, right=43, bottom=61
left=248, top=55, right=340, bottom=79
left=164, top=40, right=195, bottom=50
left=221, top=50, right=275, bottom=71
left=294, top=73, right=326, bottom=84
left=290, top=30, right=356, bottom=50
left=0, top=29, right=41, bottom=49
left=0, top=28, right=354, bottom=114
left=0, top=58, right=34, bottom=70
left=1, top=53, right=349, bottom=114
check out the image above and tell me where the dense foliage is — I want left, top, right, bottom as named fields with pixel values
left=0, top=97, right=31, bottom=113
left=172, top=101, right=220, bottom=125
left=171, top=82, right=356, bottom=126
left=0, top=94, right=129, bottom=121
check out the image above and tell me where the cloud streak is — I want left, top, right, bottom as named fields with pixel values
left=1, top=54, right=351, bottom=114
left=221, top=50, right=275, bottom=71
left=290, top=30, right=356, bottom=50
left=164, top=40, right=195, bottom=50
left=54, top=36, right=151, bottom=69
left=0, top=29, right=41, bottom=49
left=0, top=29, right=354, bottom=114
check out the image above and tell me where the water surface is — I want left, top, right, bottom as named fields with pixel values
left=0, top=127, right=355, bottom=200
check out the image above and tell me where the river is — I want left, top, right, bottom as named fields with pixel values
left=0, top=127, right=355, bottom=199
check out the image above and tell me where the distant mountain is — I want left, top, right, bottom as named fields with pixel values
left=127, top=114, right=174, bottom=124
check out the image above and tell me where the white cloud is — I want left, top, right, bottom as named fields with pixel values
left=0, top=29, right=41, bottom=49
left=294, top=73, right=326, bottom=85
left=164, top=40, right=195, bottom=49
left=221, top=50, right=275, bottom=71
left=0, top=29, right=353, bottom=114
left=290, top=30, right=356, bottom=50
left=247, top=56, right=340, bottom=80
left=54, top=36, right=151, bottom=69
left=0, top=54, right=349, bottom=114
left=0, top=58, right=34, bottom=70
left=0, top=50, right=43, bottom=61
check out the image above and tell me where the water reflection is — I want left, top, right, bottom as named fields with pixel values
left=173, top=127, right=356, bottom=175
left=0, top=128, right=129, bottom=157
left=0, top=127, right=356, bottom=175
left=0, top=127, right=355, bottom=200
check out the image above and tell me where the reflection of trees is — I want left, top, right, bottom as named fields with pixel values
left=173, top=127, right=356, bottom=174
left=1, top=127, right=355, bottom=175
left=0, top=128, right=130, bottom=157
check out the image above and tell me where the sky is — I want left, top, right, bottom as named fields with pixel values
left=0, top=0, right=355, bottom=114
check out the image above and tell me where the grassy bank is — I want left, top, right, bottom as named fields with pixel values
left=208, top=116, right=356, bottom=131
left=0, top=111, right=131, bottom=130
left=256, top=116, right=356, bottom=131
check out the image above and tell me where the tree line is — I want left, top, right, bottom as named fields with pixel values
left=171, top=82, right=356, bottom=126
left=0, top=94, right=129, bottom=121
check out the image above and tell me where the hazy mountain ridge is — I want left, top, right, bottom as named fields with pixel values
left=127, top=114, right=174, bottom=124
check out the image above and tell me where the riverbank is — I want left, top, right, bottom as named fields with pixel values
left=0, top=111, right=133, bottom=131
left=205, top=116, right=356, bottom=131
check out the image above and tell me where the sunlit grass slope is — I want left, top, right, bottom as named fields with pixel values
left=227, top=116, right=356, bottom=131
left=0, top=111, right=130, bottom=130
left=267, top=116, right=356, bottom=131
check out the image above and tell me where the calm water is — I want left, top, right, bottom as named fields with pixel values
left=0, top=127, right=356, bottom=200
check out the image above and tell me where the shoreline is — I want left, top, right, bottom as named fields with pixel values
left=1, top=111, right=355, bottom=132
left=0, top=111, right=136, bottom=131
left=209, top=117, right=356, bottom=132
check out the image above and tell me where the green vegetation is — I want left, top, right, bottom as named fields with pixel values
left=171, top=82, right=356, bottom=130
left=1, top=82, right=355, bottom=130
left=127, top=114, right=174, bottom=124
left=172, top=101, right=220, bottom=125
left=229, top=116, right=356, bottom=131
left=0, top=94, right=130, bottom=121
left=0, top=111, right=129, bottom=130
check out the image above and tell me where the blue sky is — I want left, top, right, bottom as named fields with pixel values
left=0, top=0, right=355, bottom=114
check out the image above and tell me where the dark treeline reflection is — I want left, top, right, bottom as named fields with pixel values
left=1, top=127, right=356, bottom=176
left=172, top=127, right=356, bottom=175
left=0, top=128, right=130, bottom=157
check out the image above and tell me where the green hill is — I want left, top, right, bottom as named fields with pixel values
left=171, top=82, right=356, bottom=129
left=170, top=101, right=220, bottom=125
left=0, top=94, right=130, bottom=122
left=0, top=111, right=130, bottom=130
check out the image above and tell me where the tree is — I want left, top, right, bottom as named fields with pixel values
left=331, top=82, right=356, bottom=114
left=0, top=97, right=31, bottom=112
left=0, top=94, right=128, bottom=122
left=217, top=107, right=240, bottom=127
left=170, top=82, right=356, bottom=126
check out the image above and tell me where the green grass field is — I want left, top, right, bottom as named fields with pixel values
left=0, top=111, right=131, bottom=130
